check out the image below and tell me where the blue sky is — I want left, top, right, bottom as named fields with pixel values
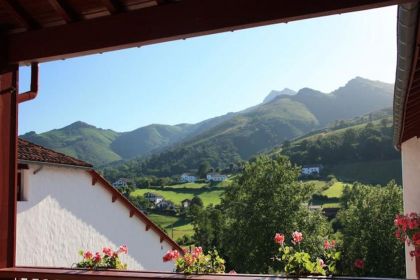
left=19, top=6, right=397, bottom=134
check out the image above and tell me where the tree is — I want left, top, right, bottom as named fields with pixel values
left=192, top=155, right=331, bottom=273
left=191, top=196, right=204, bottom=207
left=337, top=181, right=404, bottom=278
left=128, top=195, right=152, bottom=210
left=198, top=161, right=212, bottom=178
left=282, top=140, right=291, bottom=149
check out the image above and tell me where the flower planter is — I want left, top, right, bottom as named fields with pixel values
left=416, top=253, right=420, bottom=278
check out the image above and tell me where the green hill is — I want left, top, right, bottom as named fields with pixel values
left=111, top=124, right=192, bottom=159
left=21, top=121, right=122, bottom=165
left=278, top=110, right=402, bottom=185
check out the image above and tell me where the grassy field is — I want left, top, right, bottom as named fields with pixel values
left=131, top=184, right=225, bottom=207
left=322, top=182, right=345, bottom=198
left=148, top=213, right=194, bottom=240
left=133, top=181, right=234, bottom=240
left=305, top=180, right=346, bottom=209
left=304, top=180, right=329, bottom=191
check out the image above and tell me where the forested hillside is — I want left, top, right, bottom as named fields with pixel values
left=279, top=109, right=401, bottom=184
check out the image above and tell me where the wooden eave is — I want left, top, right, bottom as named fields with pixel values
left=393, top=2, right=420, bottom=148
left=0, top=0, right=413, bottom=65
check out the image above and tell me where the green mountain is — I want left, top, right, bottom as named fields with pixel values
left=102, top=78, right=394, bottom=179
left=21, top=77, right=394, bottom=171
left=110, top=124, right=192, bottom=159
left=21, top=121, right=122, bottom=165
left=279, top=77, right=393, bottom=126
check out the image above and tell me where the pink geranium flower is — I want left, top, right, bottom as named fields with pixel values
left=118, top=245, right=128, bottom=254
left=162, top=249, right=180, bottom=262
left=274, top=233, right=285, bottom=245
left=192, top=246, right=203, bottom=258
left=292, top=231, right=303, bottom=244
left=83, top=251, right=93, bottom=259
left=324, top=239, right=336, bottom=250
left=103, top=247, right=113, bottom=257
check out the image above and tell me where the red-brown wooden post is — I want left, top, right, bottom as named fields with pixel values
left=0, top=64, right=18, bottom=270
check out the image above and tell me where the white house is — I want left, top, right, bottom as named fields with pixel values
left=16, top=138, right=181, bottom=271
left=301, top=165, right=321, bottom=176
left=206, top=173, right=228, bottom=182
left=112, top=178, right=133, bottom=189
left=181, top=199, right=192, bottom=208
left=144, top=192, right=164, bottom=204
left=179, top=173, right=197, bottom=183
left=156, top=200, right=175, bottom=210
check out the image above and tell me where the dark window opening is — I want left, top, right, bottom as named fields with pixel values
left=17, top=172, right=25, bottom=201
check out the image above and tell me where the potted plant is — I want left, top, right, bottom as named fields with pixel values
left=395, top=212, right=420, bottom=277
left=273, top=231, right=340, bottom=277
left=162, top=246, right=226, bottom=274
left=76, top=245, right=128, bottom=269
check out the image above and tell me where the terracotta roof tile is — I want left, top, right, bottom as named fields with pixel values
left=18, top=138, right=92, bottom=168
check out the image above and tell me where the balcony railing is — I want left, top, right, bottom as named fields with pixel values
left=0, top=267, right=402, bottom=280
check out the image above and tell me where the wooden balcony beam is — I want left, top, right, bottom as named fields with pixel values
left=0, top=64, right=19, bottom=269
left=6, top=0, right=410, bottom=64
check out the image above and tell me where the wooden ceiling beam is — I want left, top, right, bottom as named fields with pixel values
left=6, top=0, right=412, bottom=64
left=48, top=0, right=80, bottom=23
left=2, top=0, right=40, bottom=30
left=101, top=0, right=125, bottom=14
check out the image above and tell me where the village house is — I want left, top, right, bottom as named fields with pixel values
left=181, top=199, right=192, bottom=208
left=112, top=178, right=134, bottom=189
left=301, top=165, right=322, bottom=176
left=206, top=173, right=228, bottom=182
left=179, top=173, right=197, bottom=183
left=144, top=192, right=164, bottom=204
left=156, top=200, right=175, bottom=211
left=16, top=138, right=180, bottom=271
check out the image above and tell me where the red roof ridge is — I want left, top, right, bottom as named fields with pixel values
left=88, top=170, right=183, bottom=253
left=18, top=138, right=93, bottom=168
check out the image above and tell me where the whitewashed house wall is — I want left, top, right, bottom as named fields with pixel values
left=16, top=163, right=175, bottom=271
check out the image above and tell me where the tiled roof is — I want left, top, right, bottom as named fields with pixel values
left=18, top=138, right=92, bottom=168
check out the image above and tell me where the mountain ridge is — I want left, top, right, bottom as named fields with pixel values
left=21, top=77, right=394, bottom=168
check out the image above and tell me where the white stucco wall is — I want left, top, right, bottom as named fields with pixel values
left=401, top=136, right=420, bottom=279
left=16, top=164, right=174, bottom=271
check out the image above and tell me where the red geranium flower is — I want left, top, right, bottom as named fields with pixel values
left=412, top=232, right=420, bottom=246
left=354, top=259, right=364, bottom=269
left=93, top=252, right=102, bottom=263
